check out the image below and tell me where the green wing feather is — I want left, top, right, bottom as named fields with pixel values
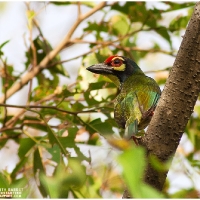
left=114, top=75, right=161, bottom=139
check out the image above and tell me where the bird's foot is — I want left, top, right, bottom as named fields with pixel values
left=129, top=135, right=141, bottom=146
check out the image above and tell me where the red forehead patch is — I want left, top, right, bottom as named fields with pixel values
left=104, top=55, right=119, bottom=64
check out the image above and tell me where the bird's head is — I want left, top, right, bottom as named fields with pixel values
left=86, top=55, right=144, bottom=87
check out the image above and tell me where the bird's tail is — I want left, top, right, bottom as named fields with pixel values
left=124, top=120, right=138, bottom=139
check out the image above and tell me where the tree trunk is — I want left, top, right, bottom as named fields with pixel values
left=123, top=2, right=200, bottom=198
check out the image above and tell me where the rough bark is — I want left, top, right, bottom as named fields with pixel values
left=123, top=2, right=200, bottom=198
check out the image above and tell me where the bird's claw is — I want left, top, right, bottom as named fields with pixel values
left=129, top=135, right=141, bottom=146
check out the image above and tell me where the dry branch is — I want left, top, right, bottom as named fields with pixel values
left=0, top=2, right=106, bottom=103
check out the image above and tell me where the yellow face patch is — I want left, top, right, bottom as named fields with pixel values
left=113, top=63, right=125, bottom=71
left=111, top=57, right=126, bottom=71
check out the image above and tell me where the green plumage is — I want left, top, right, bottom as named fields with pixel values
left=87, top=55, right=161, bottom=140
left=114, top=74, right=160, bottom=138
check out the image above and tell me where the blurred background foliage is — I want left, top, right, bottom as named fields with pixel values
left=0, top=1, right=199, bottom=198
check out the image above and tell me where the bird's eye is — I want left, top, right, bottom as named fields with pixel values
left=111, top=58, right=123, bottom=67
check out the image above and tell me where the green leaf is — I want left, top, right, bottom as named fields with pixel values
left=146, top=8, right=162, bottom=27
left=118, top=147, right=145, bottom=197
left=139, top=183, right=165, bottom=198
left=10, top=177, right=29, bottom=198
left=74, top=145, right=90, bottom=162
left=87, top=118, right=114, bottom=136
left=0, top=40, right=9, bottom=49
left=11, top=156, right=29, bottom=179
left=52, top=1, right=95, bottom=8
left=27, top=10, right=35, bottom=21
left=117, top=147, right=164, bottom=198
left=170, top=188, right=199, bottom=198
left=155, top=26, right=172, bottom=49
left=61, top=87, right=74, bottom=97
left=112, top=2, right=148, bottom=23
left=0, top=172, right=9, bottom=188
left=25, top=36, right=68, bottom=77
left=18, top=138, right=36, bottom=159
left=0, top=40, right=9, bottom=56
left=149, top=154, right=171, bottom=172
left=40, top=159, right=87, bottom=198
left=81, top=1, right=96, bottom=8
left=84, top=21, right=108, bottom=33
left=87, top=81, right=116, bottom=92
left=164, top=2, right=195, bottom=12
left=84, top=22, right=108, bottom=39
left=34, top=147, right=48, bottom=197
left=47, top=144, right=61, bottom=163
left=58, top=135, right=76, bottom=148
left=46, top=123, right=69, bottom=156
left=34, top=148, right=45, bottom=174
left=1, top=65, right=18, bottom=91
left=51, top=1, right=71, bottom=6
left=169, top=15, right=190, bottom=32
left=60, top=159, right=87, bottom=197
left=56, top=127, right=89, bottom=162
left=71, top=101, right=85, bottom=111
left=109, top=14, right=129, bottom=36
left=84, top=90, right=100, bottom=106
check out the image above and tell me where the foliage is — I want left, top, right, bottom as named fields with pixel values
left=118, top=146, right=165, bottom=198
left=0, top=1, right=199, bottom=198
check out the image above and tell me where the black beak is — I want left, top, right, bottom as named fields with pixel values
left=86, top=63, right=114, bottom=75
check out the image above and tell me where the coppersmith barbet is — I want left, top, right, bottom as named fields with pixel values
left=87, top=55, right=161, bottom=143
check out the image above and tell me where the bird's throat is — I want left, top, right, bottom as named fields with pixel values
left=106, top=74, right=121, bottom=88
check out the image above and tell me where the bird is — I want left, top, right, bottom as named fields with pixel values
left=86, top=55, right=161, bottom=145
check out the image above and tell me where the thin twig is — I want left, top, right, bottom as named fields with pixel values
left=0, top=2, right=107, bottom=103
left=77, top=1, right=82, bottom=18
left=0, top=103, right=98, bottom=115
left=33, top=18, right=51, bottom=55
left=25, top=2, right=37, bottom=105
left=48, top=44, right=103, bottom=67
left=70, top=38, right=176, bottom=56
left=0, top=126, right=22, bottom=133
left=25, top=2, right=37, bottom=68
left=144, top=68, right=170, bottom=74
left=4, top=92, right=58, bottom=128
left=0, top=120, right=67, bottom=133
left=1, top=58, right=8, bottom=127
left=48, top=28, right=154, bottom=67
left=0, top=134, right=20, bottom=141
left=112, top=44, right=176, bottom=57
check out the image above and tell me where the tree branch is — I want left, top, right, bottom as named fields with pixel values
left=143, top=1, right=200, bottom=193
left=123, top=3, right=200, bottom=197
left=0, top=103, right=99, bottom=115
left=0, top=119, right=68, bottom=133
left=4, top=88, right=61, bottom=128
left=47, top=28, right=166, bottom=68
left=0, top=2, right=107, bottom=103
left=1, top=59, right=8, bottom=127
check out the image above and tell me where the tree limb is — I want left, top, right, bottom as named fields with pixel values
left=0, top=2, right=107, bottom=103
left=0, top=103, right=99, bottom=115
left=123, top=2, right=200, bottom=197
